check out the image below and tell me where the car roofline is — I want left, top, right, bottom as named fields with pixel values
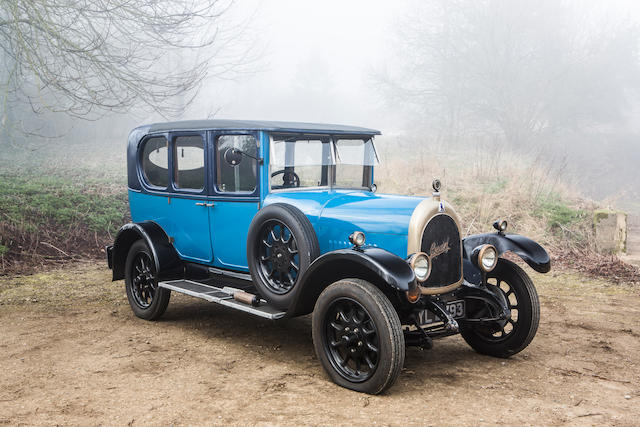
left=139, top=119, right=381, bottom=136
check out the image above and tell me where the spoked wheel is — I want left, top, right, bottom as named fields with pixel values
left=312, top=279, right=405, bottom=394
left=247, top=203, right=319, bottom=309
left=257, top=220, right=300, bottom=295
left=125, top=240, right=170, bottom=320
left=460, top=259, right=540, bottom=357
left=130, top=251, right=156, bottom=309
left=324, top=298, right=379, bottom=383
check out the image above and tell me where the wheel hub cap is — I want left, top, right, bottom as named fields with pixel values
left=325, top=298, right=379, bottom=382
left=257, top=220, right=300, bottom=294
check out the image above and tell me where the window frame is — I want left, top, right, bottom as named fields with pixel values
left=268, top=134, right=333, bottom=192
left=138, top=134, right=170, bottom=191
left=137, top=131, right=210, bottom=197
left=211, top=130, right=260, bottom=199
left=170, top=131, right=208, bottom=195
left=332, top=137, right=376, bottom=190
left=267, top=134, right=375, bottom=193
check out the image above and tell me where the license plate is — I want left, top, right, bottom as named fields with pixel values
left=418, top=300, right=465, bottom=326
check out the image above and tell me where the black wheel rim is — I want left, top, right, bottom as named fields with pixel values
left=257, top=219, right=300, bottom=294
left=482, top=277, right=520, bottom=341
left=130, top=252, right=157, bottom=309
left=324, top=298, right=379, bottom=382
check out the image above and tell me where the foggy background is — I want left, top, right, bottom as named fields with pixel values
left=2, top=0, right=639, bottom=211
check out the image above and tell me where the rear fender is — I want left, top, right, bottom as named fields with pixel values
left=111, top=221, right=183, bottom=281
left=285, top=247, right=416, bottom=317
left=462, top=232, right=550, bottom=283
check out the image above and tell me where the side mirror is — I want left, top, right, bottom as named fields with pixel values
left=224, top=148, right=243, bottom=166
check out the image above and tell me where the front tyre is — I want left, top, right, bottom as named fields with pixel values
left=312, top=279, right=405, bottom=394
left=124, top=240, right=170, bottom=320
left=247, top=203, right=319, bottom=309
left=460, top=259, right=540, bottom=357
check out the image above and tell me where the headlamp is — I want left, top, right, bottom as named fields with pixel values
left=493, top=219, right=508, bottom=233
left=409, top=252, right=431, bottom=282
left=349, top=231, right=366, bottom=247
left=472, top=244, right=498, bottom=272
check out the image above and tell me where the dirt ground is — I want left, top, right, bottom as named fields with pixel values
left=1, top=262, right=639, bottom=426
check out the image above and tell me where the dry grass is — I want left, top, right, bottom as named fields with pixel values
left=374, top=137, right=640, bottom=283
left=377, top=141, right=600, bottom=244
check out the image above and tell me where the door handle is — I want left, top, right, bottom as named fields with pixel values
left=195, top=202, right=214, bottom=207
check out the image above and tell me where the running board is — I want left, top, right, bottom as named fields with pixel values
left=158, top=279, right=285, bottom=320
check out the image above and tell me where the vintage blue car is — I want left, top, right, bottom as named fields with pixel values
left=107, top=120, right=550, bottom=394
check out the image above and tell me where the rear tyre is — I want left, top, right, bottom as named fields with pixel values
left=125, top=240, right=170, bottom=320
left=247, top=203, right=319, bottom=309
left=460, top=259, right=539, bottom=357
left=312, top=279, right=405, bottom=394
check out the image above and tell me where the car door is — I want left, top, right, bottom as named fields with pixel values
left=209, top=131, right=261, bottom=271
left=166, top=132, right=214, bottom=263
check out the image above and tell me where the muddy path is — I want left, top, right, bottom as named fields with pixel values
left=1, top=263, right=639, bottom=425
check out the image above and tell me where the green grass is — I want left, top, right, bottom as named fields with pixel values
left=534, top=196, right=587, bottom=230
left=483, top=177, right=508, bottom=194
left=0, top=174, right=128, bottom=236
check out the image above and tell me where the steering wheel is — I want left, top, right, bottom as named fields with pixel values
left=271, top=169, right=301, bottom=188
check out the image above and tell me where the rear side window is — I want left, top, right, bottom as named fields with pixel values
left=174, top=135, right=205, bottom=191
left=141, top=136, right=168, bottom=188
left=216, top=135, right=257, bottom=193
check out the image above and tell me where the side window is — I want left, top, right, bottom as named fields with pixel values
left=141, top=136, right=169, bottom=188
left=174, top=135, right=205, bottom=191
left=216, top=135, right=257, bottom=193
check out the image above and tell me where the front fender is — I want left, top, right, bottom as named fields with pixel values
left=285, top=247, right=416, bottom=317
left=463, top=232, right=551, bottom=275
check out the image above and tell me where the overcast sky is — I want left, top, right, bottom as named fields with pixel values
left=189, top=0, right=403, bottom=131
left=180, top=0, right=640, bottom=136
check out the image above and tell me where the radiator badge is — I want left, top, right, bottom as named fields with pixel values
left=429, top=238, right=451, bottom=260
left=438, top=202, right=445, bottom=213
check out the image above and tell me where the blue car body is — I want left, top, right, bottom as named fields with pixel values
left=264, top=190, right=423, bottom=258
left=118, top=119, right=550, bottom=282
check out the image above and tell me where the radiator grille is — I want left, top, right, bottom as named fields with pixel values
left=420, top=214, right=462, bottom=287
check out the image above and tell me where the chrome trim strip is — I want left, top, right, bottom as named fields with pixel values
left=418, top=278, right=464, bottom=295
left=208, top=267, right=252, bottom=281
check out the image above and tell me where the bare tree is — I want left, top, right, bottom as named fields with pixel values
left=0, top=0, right=252, bottom=137
left=379, top=0, right=640, bottom=148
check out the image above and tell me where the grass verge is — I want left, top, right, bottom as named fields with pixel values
left=0, top=172, right=128, bottom=274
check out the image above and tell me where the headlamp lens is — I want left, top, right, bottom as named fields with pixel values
left=411, top=252, right=431, bottom=282
left=481, top=246, right=497, bottom=271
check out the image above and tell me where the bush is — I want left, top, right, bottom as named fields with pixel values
left=0, top=172, right=129, bottom=273
left=535, top=197, right=587, bottom=230
left=0, top=175, right=128, bottom=236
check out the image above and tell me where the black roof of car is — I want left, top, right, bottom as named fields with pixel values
left=145, top=119, right=381, bottom=135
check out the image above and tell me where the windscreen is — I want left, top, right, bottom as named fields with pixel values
left=270, top=138, right=333, bottom=167
left=270, top=137, right=332, bottom=189
left=269, top=135, right=378, bottom=190
left=334, top=138, right=378, bottom=188
left=334, top=138, right=379, bottom=166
